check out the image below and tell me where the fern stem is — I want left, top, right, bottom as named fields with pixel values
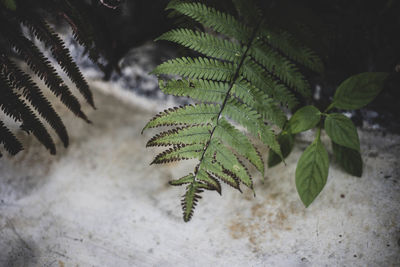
left=194, top=20, right=263, bottom=178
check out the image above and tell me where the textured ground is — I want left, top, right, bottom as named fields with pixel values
left=0, top=80, right=399, bottom=267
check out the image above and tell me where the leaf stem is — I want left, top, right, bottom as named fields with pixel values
left=193, top=20, right=263, bottom=178
left=324, top=102, right=334, bottom=113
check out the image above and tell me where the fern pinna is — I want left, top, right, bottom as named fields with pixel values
left=0, top=0, right=111, bottom=156
left=143, top=0, right=323, bottom=221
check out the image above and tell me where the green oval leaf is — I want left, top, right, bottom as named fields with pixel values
left=333, top=72, right=388, bottom=110
left=332, top=142, right=363, bottom=177
left=287, top=105, right=321, bottom=134
left=324, top=113, right=360, bottom=151
left=268, top=132, right=294, bottom=167
left=295, top=139, right=329, bottom=207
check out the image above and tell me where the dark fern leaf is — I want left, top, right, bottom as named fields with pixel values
left=18, top=13, right=95, bottom=107
left=56, top=0, right=104, bottom=70
left=0, top=0, right=114, bottom=156
left=0, top=55, right=69, bottom=147
left=4, top=29, right=90, bottom=122
left=0, top=77, right=56, bottom=154
left=0, top=120, right=23, bottom=156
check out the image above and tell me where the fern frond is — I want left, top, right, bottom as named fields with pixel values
left=249, top=41, right=311, bottom=98
left=145, top=0, right=322, bottom=221
left=0, top=77, right=56, bottom=154
left=160, top=78, right=229, bottom=102
left=0, top=120, right=23, bottom=156
left=169, top=173, right=195, bottom=186
left=241, top=59, right=298, bottom=108
left=223, top=99, right=281, bottom=155
left=214, top=118, right=264, bottom=175
left=19, top=13, right=95, bottom=107
left=201, top=139, right=252, bottom=189
left=147, top=124, right=212, bottom=147
left=196, top=169, right=221, bottom=194
left=166, top=1, right=250, bottom=43
left=260, top=28, right=324, bottom=73
left=181, top=183, right=203, bottom=222
left=231, top=79, right=287, bottom=127
left=0, top=55, right=69, bottom=147
left=156, top=28, right=243, bottom=62
left=5, top=31, right=90, bottom=123
left=151, top=144, right=204, bottom=164
left=56, top=0, right=103, bottom=69
left=142, top=104, right=219, bottom=132
left=0, top=0, right=106, bottom=156
left=152, top=57, right=235, bottom=81
left=167, top=1, right=323, bottom=73
left=200, top=157, right=241, bottom=191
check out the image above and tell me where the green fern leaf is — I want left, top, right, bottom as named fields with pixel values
left=200, top=158, right=241, bottom=190
left=207, top=139, right=252, bottom=189
left=249, top=41, right=311, bottom=98
left=142, top=104, right=219, bottom=132
left=159, top=78, right=229, bottom=103
left=196, top=169, right=221, bottom=194
left=151, top=143, right=204, bottom=164
left=260, top=28, right=324, bottom=73
left=169, top=173, right=195, bottom=186
left=241, top=59, right=298, bottom=108
left=157, top=28, right=243, bottom=62
left=151, top=57, right=235, bottom=81
left=231, top=79, right=287, bottom=127
left=145, top=0, right=321, bottom=221
left=182, top=183, right=203, bottom=222
left=167, top=1, right=250, bottom=42
left=147, top=124, right=212, bottom=147
left=214, top=118, right=264, bottom=175
left=223, top=99, right=281, bottom=156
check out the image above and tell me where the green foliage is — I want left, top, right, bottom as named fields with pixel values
left=287, top=105, right=321, bottom=134
left=287, top=73, right=387, bottom=207
left=333, top=72, right=389, bottom=110
left=324, top=113, right=360, bottom=151
left=144, top=0, right=322, bottom=221
left=267, top=132, right=294, bottom=168
left=295, top=133, right=329, bottom=207
left=332, top=142, right=362, bottom=177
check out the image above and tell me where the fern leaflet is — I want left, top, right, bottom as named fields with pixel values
left=144, top=0, right=320, bottom=221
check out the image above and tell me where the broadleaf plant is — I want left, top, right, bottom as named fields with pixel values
left=295, top=131, right=329, bottom=207
left=143, top=0, right=323, bottom=222
left=285, top=72, right=388, bottom=206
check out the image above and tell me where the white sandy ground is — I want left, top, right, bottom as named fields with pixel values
left=0, top=79, right=399, bottom=267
